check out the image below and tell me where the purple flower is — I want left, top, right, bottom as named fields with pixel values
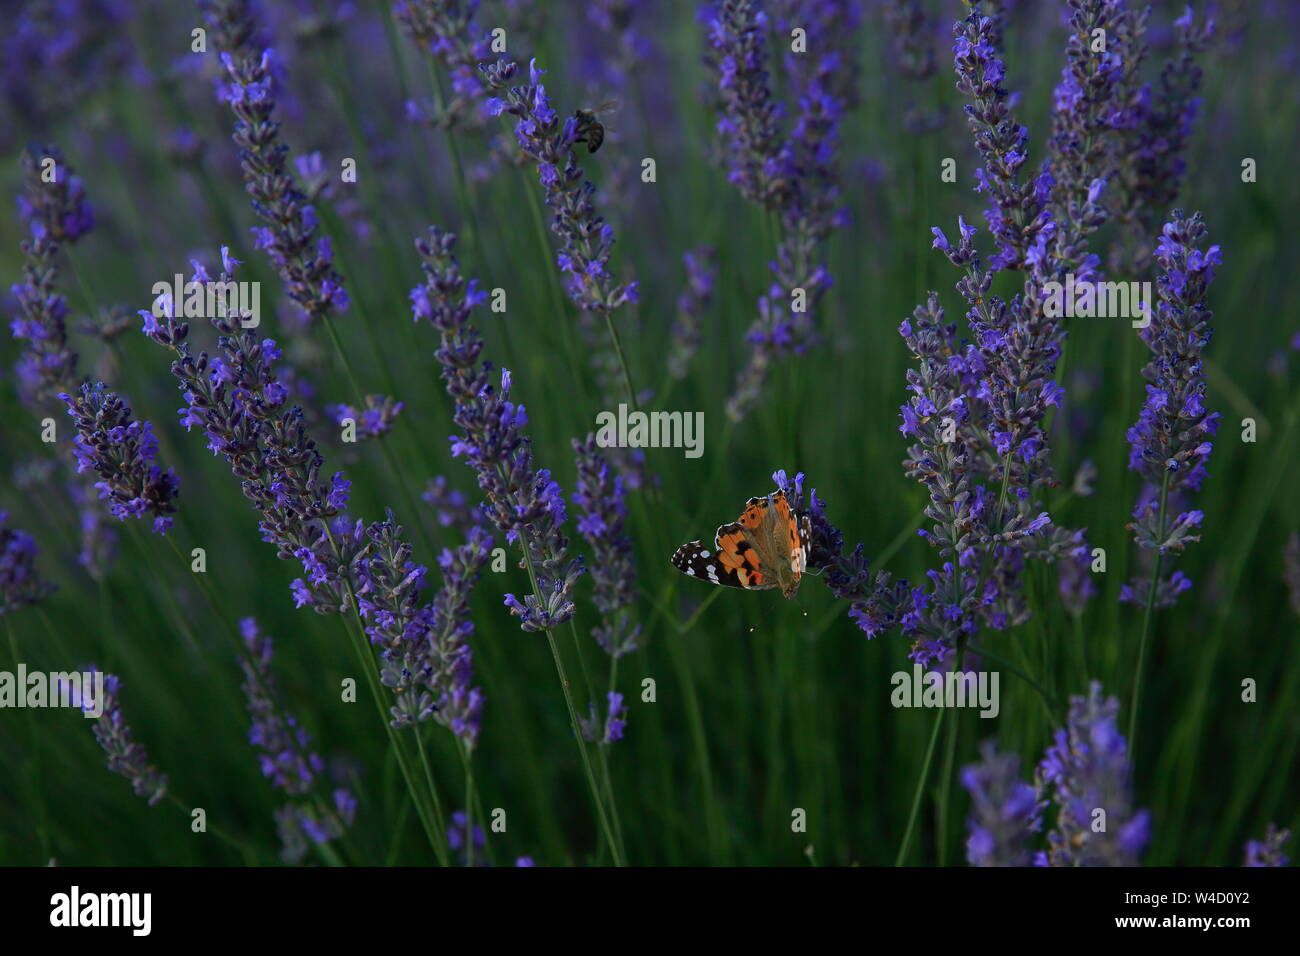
left=327, top=395, right=405, bottom=441
left=1036, top=682, right=1150, bottom=866
left=952, top=8, right=1050, bottom=273
left=214, top=47, right=349, bottom=324
left=704, top=0, right=788, bottom=211
left=481, top=58, right=639, bottom=320
left=1243, top=824, right=1291, bottom=867
left=447, top=809, right=487, bottom=865
left=1057, top=530, right=1097, bottom=615
left=886, top=6, right=1132, bottom=661
left=0, top=512, right=56, bottom=614
left=2, top=4, right=135, bottom=135
left=894, top=289, right=1077, bottom=662
left=140, top=250, right=356, bottom=614
left=884, top=0, right=938, bottom=84
left=604, top=691, right=628, bottom=742
left=1110, top=7, right=1214, bottom=270
left=710, top=1, right=858, bottom=422
left=274, top=786, right=357, bottom=864
left=239, top=618, right=326, bottom=795
left=667, top=248, right=718, bottom=381
left=10, top=146, right=88, bottom=407
left=59, top=384, right=181, bottom=535
left=1122, top=212, right=1219, bottom=606
left=580, top=690, right=629, bottom=744
left=15, top=144, right=94, bottom=243
left=422, top=475, right=487, bottom=540
left=394, top=0, right=494, bottom=129
left=413, top=226, right=584, bottom=633
left=961, top=684, right=1147, bottom=867
left=84, top=669, right=169, bottom=807
left=64, top=478, right=119, bottom=581
left=961, top=740, right=1043, bottom=866
left=363, top=514, right=493, bottom=745
left=571, top=436, right=640, bottom=658
left=1045, top=1, right=1143, bottom=259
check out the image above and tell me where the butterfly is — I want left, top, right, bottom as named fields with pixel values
left=670, top=490, right=812, bottom=599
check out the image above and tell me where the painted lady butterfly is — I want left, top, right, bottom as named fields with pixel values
left=670, top=490, right=813, bottom=599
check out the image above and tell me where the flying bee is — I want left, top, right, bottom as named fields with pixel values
left=571, top=101, right=620, bottom=153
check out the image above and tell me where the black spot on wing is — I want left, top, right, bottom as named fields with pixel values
left=671, top=539, right=749, bottom=589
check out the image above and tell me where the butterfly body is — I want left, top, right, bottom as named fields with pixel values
left=670, top=490, right=812, bottom=599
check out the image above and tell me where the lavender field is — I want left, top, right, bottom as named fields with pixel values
left=0, top=0, right=1296, bottom=869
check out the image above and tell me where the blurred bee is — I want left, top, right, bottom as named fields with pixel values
left=571, top=101, right=620, bottom=153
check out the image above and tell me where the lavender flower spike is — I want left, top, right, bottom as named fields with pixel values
left=422, top=475, right=486, bottom=540
left=239, top=618, right=325, bottom=795
left=16, top=143, right=94, bottom=242
left=60, top=383, right=181, bottom=535
left=240, top=617, right=357, bottom=859
left=447, top=809, right=486, bottom=865
left=395, top=0, right=493, bottom=129
left=706, top=0, right=787, bottom=211
left=1112, top=7, right=1214, bottom=268
left=327, top=394, right=405, bottom=442
left=1122, top=211, right=1220, bottom=607
left=10, top=145, right=91, bottom=407
left=10, top=146, right=124, bottom=579
left=667, top=247, right=717, bottom=381
left=710, top=1, right=857, bottom=422
left=884, top=0, right=937, bottom=83
left=481, top=58, right=639, bottom=316
left=1, top=512, right=57, bottom=614
left=1243, top=824, right=1291, bottom=867
left=140, top=250, right=357, bottom=613
left=361, top=513, right=493, bottom=744
left=1046, top=0, right=1143, bottom=254
left=197, top=0, right=263, bottom=58
left=572, top=435, right=640, bottom=658
left=218, top=48, right=350, bottom=324
left=141, top=250, right=489, bottom=745
left=1036, top=682, right=1150, bottom=866
left=412, top=225, right=584, bottom=632
left=84, top=668, right=169, bottom=807
left=952, top=6, right=1051, bottom=273
left=580, top=691, right=629, bottom=744
left=961, top=740, right=1043, bottom=866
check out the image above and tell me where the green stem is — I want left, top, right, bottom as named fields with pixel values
left=516, top=166, right=577, bottom=353
left=462, top=744, right=476, bottom=868
left=323, top=528, right=450, bottom=864
left=599, top=307, right=640, bottom=408
left=895, top=706, right=947, bottom=866
left=1128, top=470, right=1170, bottom=761
left=545, top=629, right=624, bottom=865
left=936, top=700, right=961, bottom=867
left=598, top=658, right=629, bottom=862
left=493, top=452, right=621, bottom=863
left=663, top=626, right=726, bottom=863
